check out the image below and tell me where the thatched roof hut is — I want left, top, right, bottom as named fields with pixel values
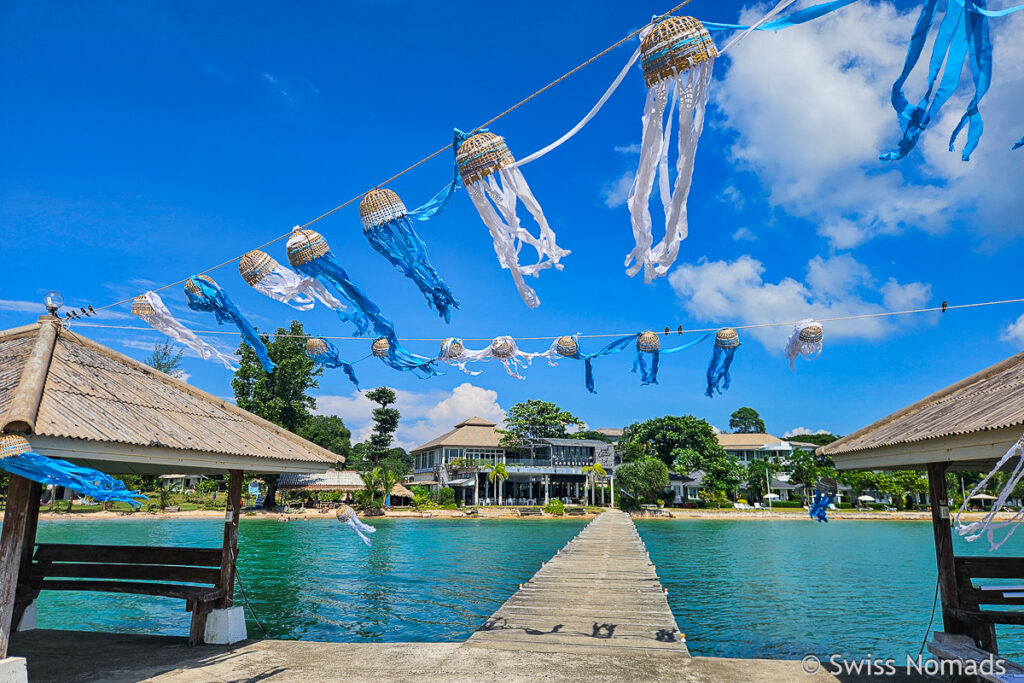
left=279, top=471, right=413, bottom=498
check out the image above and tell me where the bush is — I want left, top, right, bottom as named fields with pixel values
left=544, top=499, right=565, bottom=516
left=736, top=498, right=748, bottom=505
left=768, top=501, right=802, bottom=508
left=838, top=502, right=853, bottom=509
left=438, top=487, right=455, bottom=507
left=618, top=496, right=641, bottom=512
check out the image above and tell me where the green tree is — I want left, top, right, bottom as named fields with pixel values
left=785, top=448, right=824, bottom=504
left=232, top=320, right=322, bottom=508
left=572, top=430, right=611, bottom=443
left=787, top=432, right=841, bottom=447
left=498, top=400, right=584, bottom=451
left=485, top=463, right=509, bottom=504
left=745, top=458, right=778, bottom=504
left=364, top=387, right=400, bottom=468
left=297, top=414, right=352, bottom=465
left=839, top=470, right=879, bottom=500
left=621, top=415, right=722, bottom=469
left=703, top=455, right=746, bottom=500
left=616, top=456, right=669, bottom=504
left=881, top=470, right=928, bottom=509
left=729, top=407, right=766, bottom=434
left=582, top=462, right=607, bottom=506
left=145, top=339, right=184, bottom=375
left=381, top=447, right=413, bottom=478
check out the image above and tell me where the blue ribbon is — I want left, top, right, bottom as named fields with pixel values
left=185, top=276, right=276, bottom=373
left=809, top=490, right=834, bottom=523
left=948, top=3, right=992, bottom=160
left=705, top=342, right=740, bottom=397
left=378, top=345, right=440, bottom=379
left=953, top=0, right=1024, bottom=17
left=562, top=334, right=639, bottom=393
left=704, top=0, right=859, bottom=31
left=1, top=451, right=146, bottom=507
left=306, top=338, right=360, bottom=388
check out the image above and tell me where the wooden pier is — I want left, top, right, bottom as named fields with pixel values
left=465, top=510, right=688, bottom=656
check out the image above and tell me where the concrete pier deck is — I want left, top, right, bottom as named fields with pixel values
left=466, top=509, right=687, bottom=655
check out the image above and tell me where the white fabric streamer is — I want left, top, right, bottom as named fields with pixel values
left=625, top=58, right=713, bottom=283
left=956, top=438, right=1024, bottom=551
left=248, top=260, right=347, bottom=313
left=136, top=292, right=239, bottom=370
left=445, top=336, right=556, bottom=380
left=720, top=0, right=801, bottom=54
left=784, top=319, right=823, bottom=370
left=465, top=169, right=569, bottom=308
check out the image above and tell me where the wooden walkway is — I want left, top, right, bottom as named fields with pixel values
left=465, top=510, right=688, bottom=656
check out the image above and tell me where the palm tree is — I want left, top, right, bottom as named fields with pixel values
left=375, top=466, right=398, bottom=508
left=582, top=463, right=607, bottom=506
left=485, top=463, right=509, bottom=506
left=358, top=469, right=382, bottom=508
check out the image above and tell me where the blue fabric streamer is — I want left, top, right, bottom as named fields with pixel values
left=1014, top=136, right=1024, bottom=150
left=1, top=451, right=146, bottom=506
left=631, top=334, right=711, bottom=386
left=705, top=343, right=740, bottom=397
left=306, top=338, right=360, bottom=388
left=882, top=0, right=995, bottom=161
left=185, top=276, right=276, bottom=373
left=953, top=0, right=1024, bottom=17
left=557, top=334, right=639, bottom=393
left=809, top=490, right=834, bottom=523
left=364, top=213, right=459, bottom=322
left=703, top=0, right=858, bottom=31
left=294, top=254, right=436, bottom=377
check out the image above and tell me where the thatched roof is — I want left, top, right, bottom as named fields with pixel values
left=0, top=318, right=342, bottom=474
left=820, top=350, right=1024, bottom=471
left=278, top=470, right=413, bottom=497
left=411, top=416, right=502, bottom=452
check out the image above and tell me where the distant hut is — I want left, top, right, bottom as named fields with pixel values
left=0, top=317, right=343, bottom=669
left=821, top=351, right=1024, bottom=669
left=278, top=471, right=413, bottom=506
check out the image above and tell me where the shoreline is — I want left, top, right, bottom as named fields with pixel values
left=17, top=507, right=1004, bottom=522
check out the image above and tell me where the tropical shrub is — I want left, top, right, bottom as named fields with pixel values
left=438, top=487, right=456, bottom=507
left=544, top=499, right=565, bottom=516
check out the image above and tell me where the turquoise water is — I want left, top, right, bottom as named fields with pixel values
left=31, top=517, right=1024, bottom=659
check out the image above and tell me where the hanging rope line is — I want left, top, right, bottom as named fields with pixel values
left=66, top=295, right=1024, bottom=344
left=89, top=0, right=695, bottom=316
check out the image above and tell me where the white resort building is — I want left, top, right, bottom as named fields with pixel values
left=409, top=417, right=615, bottom=505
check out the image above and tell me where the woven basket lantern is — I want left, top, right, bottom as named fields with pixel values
left=715, top=328, right=740, bottom=349
left=287, top=229, right=331, bottom=267
left=359, top=189, right=408, bottom=230
left=490, top=337, right=514, bottom=359
left=441, top=337, right=464, bottom=360
left=0, top=434, right=30, bottom=460
left=184, top=274, right=218, bottom=297
left=305, top=338, right=330, bottom=357
left=556, top=336, right=578, bottom=357
left=336, top=505, right=356, bottom=523
left=130, top=295, right=154, bottom=318
left=456, top=132, right=515, bottom=185
left=238, top=250, right=277, bottom=286
left=372, top=337, right=390, bottom=358
left=799, top=324, right=823, bottom=344
left=640, top=16, right=718, bottom=88
left=637, top=331, right=660, bottom=353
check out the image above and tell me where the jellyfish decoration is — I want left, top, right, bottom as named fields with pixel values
left=632, top=330, right=711, bottom=386
left=454, top=129, right=569, bottom=308
left=184, top=275, right=276, bottom=373
left=706, top=328, right=740, bottom=397
left=131, top=292, right=239, bottom=370
left=336, top=504, right=376, bottom=546
left=441, top=336, right=542, bottom=380
left=360, top=188, right=460, bottom=322
left=809, top=477, right=838, bottom=523
left=0, top=435, right=146, bottom=507
left=551, top=334, right=638, bottom=393
left=370, top=337, right=438, bottom=378
left=784, top=320, right=823, bottom=370
left=624, top=17, right=716, bottom=284
left=956, top=437, right=1024, bottom=551
left=238, top=249, right=358, bottom=326
left=439, top=337, right=482, bottom=376
left=305, top=337, right=359, bottom=388
left=882, top=0, right=1024, bottom=161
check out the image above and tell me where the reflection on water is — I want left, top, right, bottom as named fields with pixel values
left=33, top=516, right=1024, bottom=659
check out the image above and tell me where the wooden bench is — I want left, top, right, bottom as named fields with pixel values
left=928, top=632, right=1024, bottom=682
left=516, top=508, right=543, bottom=517
left=19, top=543, right=226, bottom=646
left=565, top=507, right=586, bottom=516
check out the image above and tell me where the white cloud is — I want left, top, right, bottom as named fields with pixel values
left=315, top=382, right=506, bottom=451
left=784, top=427, right=831, bottom=438
left=668, top=253, right=932, bottom=348
left=714, top=3, right=1024, bottom=248
left=601, top=171, right=634, bottom=208
left=732, top=227, right=757, bottom=241
left=0, top=299, right=41, bottom=313
left=169, top=369, right=191, bottom=383
left=614, top=143, right=641, bottom=154
left=1001, top=313, right=1024, bottom=347
left=720, top=185, right=746, bottom=211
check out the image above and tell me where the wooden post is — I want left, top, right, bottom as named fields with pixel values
left=11, top=482, right=41, bottom=631
left=927, top=463, right=963, bottom=633
left=0, top=475, right=36, bottom=657
left=217, top=470, right=243, bottom=609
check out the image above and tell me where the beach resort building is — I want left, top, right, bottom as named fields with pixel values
left=716, top=433, right=794, bottom=464
left=409, top=417, right=614, bottom=505
left=278, top=470, right=413, bottom=506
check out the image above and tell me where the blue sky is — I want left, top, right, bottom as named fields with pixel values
left=2, top=1, right=1023, bottom=449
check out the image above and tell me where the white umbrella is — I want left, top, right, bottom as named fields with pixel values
left=971, top=493, right=997, bottom=501
left=857, top=495, right=876, bottom=502
left=763, top=493, right=780, bottom=499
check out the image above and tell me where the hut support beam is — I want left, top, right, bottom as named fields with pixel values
left=12, top=482, right=41, bottom=632
left=0, top=475, right=36, bottom=658
left=217, top=470, right=242, bottom=609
